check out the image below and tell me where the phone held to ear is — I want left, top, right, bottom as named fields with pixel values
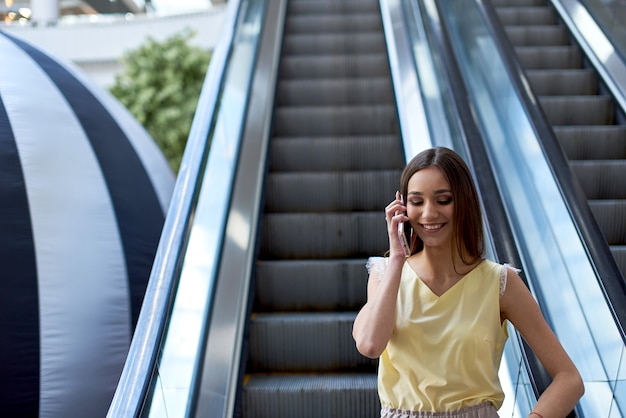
left=398, top=194, right=410, bottom=257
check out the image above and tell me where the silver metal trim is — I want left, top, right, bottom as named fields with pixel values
left=192, top=1, right=286, bottom=417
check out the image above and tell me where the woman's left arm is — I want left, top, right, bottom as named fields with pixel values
left=500, top=268, right=585, bottom=418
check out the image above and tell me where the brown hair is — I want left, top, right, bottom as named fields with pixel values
left=400, top=147, right=484, bottom=263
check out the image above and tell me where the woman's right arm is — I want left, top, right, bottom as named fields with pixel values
left=353, top=192, right=408, bottom=358
left=352, top=253, right=405, bottom=358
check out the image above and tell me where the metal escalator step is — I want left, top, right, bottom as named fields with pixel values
left=554, top=126, right=626, bottom=160
left=280, top=54, right=390, bottom=79
left=255, top=259, right=368, bottom=311
left=539, top=96, right=614, bottom=126
left=491, top=0, right=545, bottom=6
left=285, top=14, right=382, bottom=34
left=265, top=170, right=400, bottom=213
left=243, top=374, right=379, bottom=418
left=496, top=6, right=555, bottom=25
left=288, top=0, right=379, bottom=16
left=526, top=69, right=596, bottom=96
left=611, top=246, right=626, bottom=278
left=514, top=46, right=582, bottom=69
left=248, top=312, right=374, bottom=371
left=269, top=135, right=404, bottom=172
left=282, top=32, right=385, bottom=55
left=260, top=212, right=387, bottom=259
left=274, top=105, right=399, bottom=136
left=570, top=161, right=626, bottom=199
left=277, top=77, right=394, bottom=106
left=588, top=200, right=626, bottom=245
left=504, top=25, right=570, bottom=46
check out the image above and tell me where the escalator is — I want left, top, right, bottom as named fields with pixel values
left=107, top=0, right=626, bottom=417
left=241, top=1, right=403, bottom=416
left=492, top=0, right=626, bottom=278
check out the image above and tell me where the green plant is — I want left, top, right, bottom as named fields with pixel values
left=110, top=29, right=211, bottom=173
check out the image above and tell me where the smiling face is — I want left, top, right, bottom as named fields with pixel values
left=400, top=147, right=484, bottom=261
left=406, top=166, right=455, bottom=250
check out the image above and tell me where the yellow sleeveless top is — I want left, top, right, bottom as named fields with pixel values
left=378, top=259, right=508, bottom=412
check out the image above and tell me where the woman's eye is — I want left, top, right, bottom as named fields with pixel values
left=438, top=198, right=453, bottom=205
left=409, top=200, right=422, bottom=206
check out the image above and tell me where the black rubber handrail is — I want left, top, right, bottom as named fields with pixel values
left=476, top=0, right=626, bottom=346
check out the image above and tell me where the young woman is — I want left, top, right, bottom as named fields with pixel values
left=353, top=147, right=583, bottom=418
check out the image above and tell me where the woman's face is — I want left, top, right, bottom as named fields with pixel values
left=406, top=166, right=455, bottom=250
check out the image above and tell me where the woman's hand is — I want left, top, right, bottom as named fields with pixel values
left=385, top=191, right=409, bottom=258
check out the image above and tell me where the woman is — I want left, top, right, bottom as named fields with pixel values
left=353, top=147, right=583, bottom=418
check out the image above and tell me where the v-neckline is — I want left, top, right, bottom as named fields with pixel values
left=406, top=259, right=484, bottom=298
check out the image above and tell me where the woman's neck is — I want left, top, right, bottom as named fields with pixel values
left=414, top=245, right=480, bottom=280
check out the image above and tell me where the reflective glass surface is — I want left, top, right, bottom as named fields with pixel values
left=580, top=0, right=626, bottom=60
left=439, top=0, right=625, bottom=415
left=144, top=1, right=266, bottom=416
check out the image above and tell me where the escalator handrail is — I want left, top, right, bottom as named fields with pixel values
left=475, top=0, right=626, bottom=345
left=106, top=0, right=244, bottom=416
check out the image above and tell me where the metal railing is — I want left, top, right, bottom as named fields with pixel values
left=106, top=0, right=263, bottom=415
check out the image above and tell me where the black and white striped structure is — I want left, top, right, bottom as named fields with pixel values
left=0, top=30, right=175, bottom=417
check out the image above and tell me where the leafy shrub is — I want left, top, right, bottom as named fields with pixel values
left=110, top=29, right=211, bottom=173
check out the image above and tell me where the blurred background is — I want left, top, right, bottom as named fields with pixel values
left=1, top=0, right=228, bottom=171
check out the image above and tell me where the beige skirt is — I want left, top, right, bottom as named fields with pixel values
left=381, top=402, right=499, bottom=418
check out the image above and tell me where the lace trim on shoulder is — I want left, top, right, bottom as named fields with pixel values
left=366, top=257, right=387, bottom=281
left=500, top=263, right=521, bottom=296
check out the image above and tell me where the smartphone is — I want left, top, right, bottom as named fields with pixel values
left=398, top=194, right=411, bottom=257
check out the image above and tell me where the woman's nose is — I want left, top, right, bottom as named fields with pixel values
left=422, top=201, right=437, bottom=219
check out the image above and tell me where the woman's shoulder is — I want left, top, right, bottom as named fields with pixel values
left=479, top=258, right=519, bottom=273
left=479, top=259, right=522, bottom=296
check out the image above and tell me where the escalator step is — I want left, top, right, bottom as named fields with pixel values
left=539, top=96, right=614, bottom=125
left=269, top=135, right=404, bottom=172
left=515, top=45, right=582, bottom=69
left=554, top=126, right=626, bottom=160
left=505, top=25, right=570, bottom=46
left=280, top=54, right=390, bottom=79
left=255, top=259, right=368, bottom=311
left=526, top=69, right=596, bottom=96
left=260, top=212, right=388, bottom=259
left=496, top=6, right=555, bottom=25
left=570, top=161, right=626, bottom=199
left=248, top=312, right=374, bottom=371
left=288, top=0, right=379, bottom=16
left=274, top=105, right=399, bottom=136
left=285, top=13, right=382, bottom=34
left=492, top=0, right=547, bottom=7
left=277, top=77, right=394, bottom=106
left=282, top=32, right=386, bottom=55
left=243, top=374, right=379, bottom=418
left=264, top=170, right=400, bottom=213
left=588, top=200, right=626, bottom=244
